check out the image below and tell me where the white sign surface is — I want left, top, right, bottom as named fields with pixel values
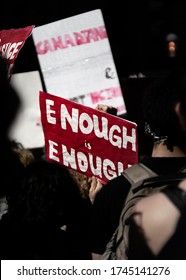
left=9, top=71, right=44, bottom=148
left=32, top=9, right=126, bottom=115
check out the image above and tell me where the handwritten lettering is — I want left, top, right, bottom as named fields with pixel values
left=90, top=87, right=122, bottom=103
left=36, top=26, right=107, bottom=54
left=70, top=87, right=123, bottom=106
left=70, top=94, right=86, bottom=105
left=0, top=41, right=23, bottom=60
left=49, top=141, right=125, bottom=181
left=46, top=99, right=136, bottom=151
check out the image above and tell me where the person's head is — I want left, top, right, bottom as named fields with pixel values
left=68, top=169, right=91, bottom=199
left=10, top=140, right=35, bottom=167
left=7, top=160, right=83, bottom=230
left=142, top=67, right=186, bottom=151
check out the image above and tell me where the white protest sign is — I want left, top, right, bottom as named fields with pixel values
left=32, top=9, right=126, bottom=115
left=9, top=71, right=44, bottom=148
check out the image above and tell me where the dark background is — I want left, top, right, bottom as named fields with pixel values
left=1, top=0, right=186, bottom=78
left=1, top=0, right=186, bottom=155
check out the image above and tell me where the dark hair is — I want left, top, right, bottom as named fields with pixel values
left=10, top=140, right=34, bottom=167
left=3, top=160, right=92, bottom=259
left=8, top=160, right=83, bottom=229
left=142, top=67, right=186, bottom=150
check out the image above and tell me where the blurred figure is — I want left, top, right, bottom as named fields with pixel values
left=128, top=68, right=186, bottom=259
left=0, top=56, right=20, bottom=145
left=1, top=160, right=92, bottom=259
left=0, top=56, right=23, bottom=219
left=91, top=67, right=186, bottom=260
left=0, top=140, right=35, bottom=220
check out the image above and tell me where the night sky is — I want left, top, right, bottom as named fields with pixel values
left=1, top=1, right=186, bottom=79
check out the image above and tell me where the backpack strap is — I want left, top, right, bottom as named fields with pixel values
left=122, top=163, right=157, bottom=189
left=115, top=163, right=186, bottom=260
left=178, top=165, right=186, bottom=173
left=122, top=163, right=186, bottom=193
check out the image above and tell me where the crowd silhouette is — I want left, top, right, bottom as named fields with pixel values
left=1, top=42, right=186, bottom=261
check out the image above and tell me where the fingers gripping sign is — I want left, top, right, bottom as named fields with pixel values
left=89, top=176, right=103, bottom=204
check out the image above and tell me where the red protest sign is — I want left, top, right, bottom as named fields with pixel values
left=0, top=25, right=35, bottom=79
left=40, top=91, right=138, bottom=184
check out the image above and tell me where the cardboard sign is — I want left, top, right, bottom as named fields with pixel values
left=0, top=25, right=35, bottom=79
left=32, top=9, right=126, bottom=116
left=40, top=91, right=138, bottom=184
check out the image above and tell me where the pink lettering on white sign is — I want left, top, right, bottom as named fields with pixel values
left=32, top=10, right=127, bottom=115
left=35, top=26, right=107, bottom=54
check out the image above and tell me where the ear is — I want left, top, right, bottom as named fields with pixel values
left=175, top=102, right=186, bottom=131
